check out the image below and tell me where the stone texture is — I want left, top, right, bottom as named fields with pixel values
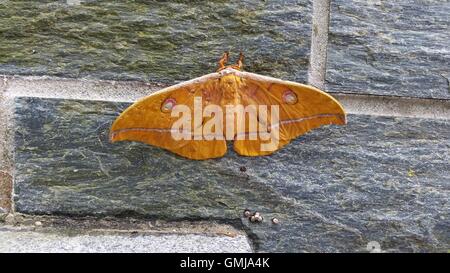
left=327, top=0, right=450, bottom=99
left=0, top=227, right=252, bottom=253
left=0, top=172, right=11, bottom=212
left=0, top=77, right=13, bottom=212
left=308, top=0, right=331, bottom=89
left=14, top=97, right=450, bottom=252
left=0, top=0, right=311, bottom=83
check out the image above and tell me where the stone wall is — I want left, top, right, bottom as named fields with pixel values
left=327, top=0, right=450, bottom=99
left=0, top=0, right=449, bottom=252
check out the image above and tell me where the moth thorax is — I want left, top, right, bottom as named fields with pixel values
left=220, top=75, right=242, bottom=105
left=221, top=88, right=241, bottom=105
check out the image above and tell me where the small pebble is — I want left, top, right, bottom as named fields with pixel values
left=272, top=218, right=279, bottom=224
left=34, top=221, right=43, bottom=227
left=250, top=212, right=263, bottom=223
left=243, top=209, right=251, bottom=217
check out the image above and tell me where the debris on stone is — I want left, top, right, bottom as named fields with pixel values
left=243, top=209, right=251, bottom=218
left=0, top=212, right=7, bottom=222
left=4, top=214, right=17, bottom=225
left=250, top=212, right=263, bottom=223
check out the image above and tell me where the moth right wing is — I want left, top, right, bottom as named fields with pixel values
left=234, top=71, right=346, bottom=156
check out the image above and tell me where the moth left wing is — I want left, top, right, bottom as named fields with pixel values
left=110, top=73, right=227, bottom=160
left=234, top=71, right=346, bottom=156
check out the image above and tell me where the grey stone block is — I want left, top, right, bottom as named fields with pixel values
left=0, top=1, right=311, bottom=83
left=14, top=97, right=450, bottom=252
left=327, top=0, right=450, bottom=99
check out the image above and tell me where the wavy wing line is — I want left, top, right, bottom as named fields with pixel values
left=235, top=113, right=345, bottom=138
left=110, top=113, right=344, bottom=141
left=110, top=128, right=223, bottom=141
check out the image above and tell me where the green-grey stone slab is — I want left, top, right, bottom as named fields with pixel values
left=0, top=0, right=311, bottom=83
left=327, top=0, right=450, bottom=99
left=14, top=97, right=450, bottom=252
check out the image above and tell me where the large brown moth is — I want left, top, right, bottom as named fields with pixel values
left=110, top=52, right=346, bottom=160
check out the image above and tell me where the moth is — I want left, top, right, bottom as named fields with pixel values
left=110, top=52, right=346, bottom=160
